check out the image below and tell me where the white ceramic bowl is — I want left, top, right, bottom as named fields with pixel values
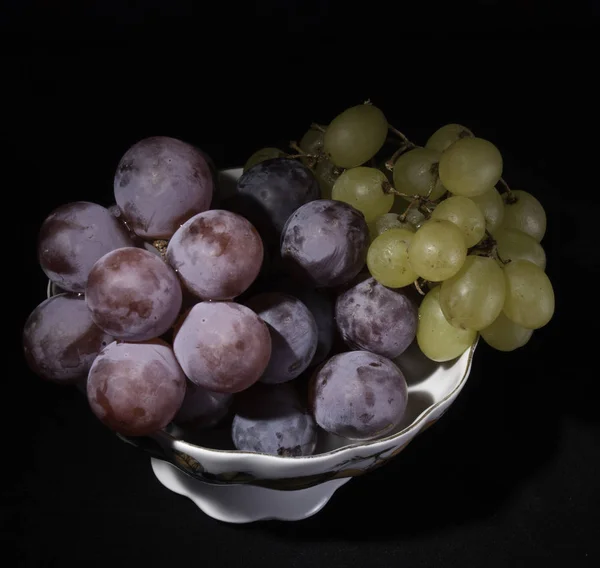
left=148, top=332, right=476, bottom=523
left=48, top=167, right=478, bottom=523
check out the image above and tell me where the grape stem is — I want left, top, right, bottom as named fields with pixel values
left=288, top=141, right=320, bottom=167
left=383, top=181, right=436, bottom=220
left=388, top=125, right=417, bottom=149
left=420, top=204, right=434, bottom=216
left=310, top=123, right=327, bottom=133
left=469, top=230, right=510, bottom=265
left=494, top=245, right=510, bottom=265
left=288, top=141, right=305, bottom=154
left=381, top=181, right=436, bottom=206
left=384, top=143, right=410, bottom=171
left=399, top=197, right=419, bottom=223
left=385, top=136, right=408, bottom=146
left=424, top=164, right=439, bottom=203
left=484, top=229, right=511, bottom=265
left=414, top=278, right=427, bottom=296
left=287, top=153, right=317, bottom=159
left=496, top=177, right=516, bottom=203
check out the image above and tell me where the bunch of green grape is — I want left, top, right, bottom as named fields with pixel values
left=322, top=109, right=552, bottom=362
left=247, top=103, right=554, bottom=364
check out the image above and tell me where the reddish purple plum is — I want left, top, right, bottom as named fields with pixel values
left=174, top=382, right=232, bottom=429
left=22, top=294, right=113, bottom=384
left=280, top=200, right=369, bottom=287
left=86, top=247, right=182, bottom=341
left=114, top=136, right=213, bottom=239
left=37, top=201, right=135, bottom=293
left=245, top=292, right=318, bottom=384
left=87, top=340, right=186, bottom=436
left=166, top=210, right=264, bottom=300
left=173, top=302, right=272, bottom=393
left=335, top=277, right=417, bottom=359
left=227, top=158, right=320, bottom=247
left=310, top=351, right=408, bottom=440
left=232, top=382, right=317, bottom=456
left=271, top=278, right=335, bottom=367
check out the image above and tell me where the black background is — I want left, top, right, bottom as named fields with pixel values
left=3, top=13, right=599, bottom=568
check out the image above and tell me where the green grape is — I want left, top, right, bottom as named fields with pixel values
left=425, top=123, right=474, bottom=153
left=299, top=128, right=324, bottom=156
left=439, top=255, right=506, bottom=331
left=502, top=190, right=546, bottom=242
left=417, top=286, right=477, bottom=362
left=439, top=137, right=503, bottom=197
left=495, top=228, right=546, bottom=270
left=404, top=207, right=426, bottom=228
left=367, top=228, right=418, bottom=288
left=408, top=219, right=467, bottom=282
left=368, top=213, right=415, bottom=241
left=314, top=159, right=340, bottom=199
left=324, top=104, right=388, bottom=168
left=469, top=187, right=505, bottom=234
left=244, top=147, right=285, bottom=171
left=332, top=167, right=394, bottom=223
left=392, top=148, right=446, bottom=201
left=481, top=312, right=533, bottom=352
left=503, top=260, right=554, bottom=329
left=430, top=195, right=486, bottom=247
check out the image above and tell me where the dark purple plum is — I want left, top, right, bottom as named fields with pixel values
left=245, top=292, right=318, bottom=384
left=280, top=200, right=369, bottom=288
left=174, top=382, right=232, bottom=429
left=173, top=302, right=272, bottom=393
left=166, top=210, right=264, bottom=301
left=270, top=278, right=334, bottom=367
left=310, top=351, right=408, bottom=440
left=87, top=340, right=186, bottom=436
left=232, top=382, right=317, bottom=456
left=37, top=201, right=136, bottom=293
left=22, top=294, right=113, bottom=384
left=225, top=158, right=320, bottom=248
left=86, top=247, right=182, bottom=341
left=335, top=277, right=417, bottom=359
left=114, top=136, right=213, bottom=239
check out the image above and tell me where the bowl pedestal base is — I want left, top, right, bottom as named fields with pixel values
left=151, top=458, right=350, bottom=523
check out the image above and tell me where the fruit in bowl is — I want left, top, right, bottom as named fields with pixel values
left=24, top=103, right=555, bottom=520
